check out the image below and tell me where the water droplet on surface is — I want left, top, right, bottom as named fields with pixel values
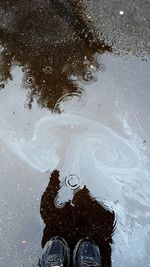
left=54, top=196, right=65, bottom=209
left=43, top=66, right=52, bottom=74
left=83, top=71, right=94, bottom=82
left=65, top=174, right=80, bottom=190
left=25, top=76, right=35, bottom=86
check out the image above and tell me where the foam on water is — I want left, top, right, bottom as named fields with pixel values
left=0, top=111, right=149, bottom=204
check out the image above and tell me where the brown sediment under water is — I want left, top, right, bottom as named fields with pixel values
left=0, top=1, right=150, bottom=267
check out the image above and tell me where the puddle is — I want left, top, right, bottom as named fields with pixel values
left=0, top=1, right=150, bottom=267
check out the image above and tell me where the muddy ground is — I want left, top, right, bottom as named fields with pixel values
left=0, top=1, right=150, bottom=267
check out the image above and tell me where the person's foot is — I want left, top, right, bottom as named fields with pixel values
left=41, top=236, right=70, bottom=267
left=73, top=238, right=102, bottom=267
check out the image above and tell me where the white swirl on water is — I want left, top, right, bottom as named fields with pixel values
left=0, top=113, right=143, bottom=203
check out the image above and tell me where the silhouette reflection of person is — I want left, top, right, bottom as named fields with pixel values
left=40, top=170, right=115, bottom=267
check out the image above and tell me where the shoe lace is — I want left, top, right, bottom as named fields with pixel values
left=47, top=256, right=63, bottom=267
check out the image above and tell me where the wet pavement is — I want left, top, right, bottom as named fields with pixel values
left=0, top=1, right=150, bottom=267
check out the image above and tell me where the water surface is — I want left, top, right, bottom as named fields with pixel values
left=0, top=1, right=150, bottom=267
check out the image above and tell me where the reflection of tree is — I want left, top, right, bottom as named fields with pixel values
left=40, top=170, right=115, bottom=267
left=0, top=0, right=111, bottom=112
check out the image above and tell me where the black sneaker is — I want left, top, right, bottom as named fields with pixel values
left=41, top=236, right=70, bottom=267
left=73, top=238, right=102, bottom=267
